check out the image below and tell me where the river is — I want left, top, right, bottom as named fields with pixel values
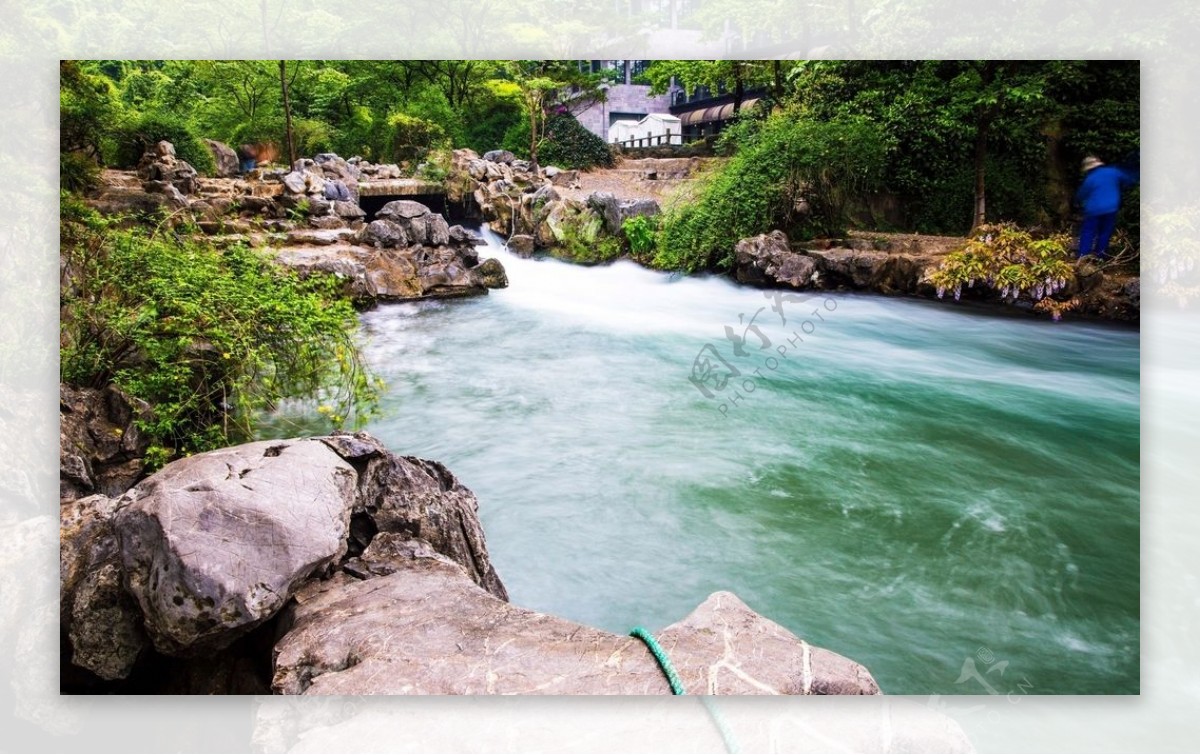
left=267, top=225, right=1140, bottom=695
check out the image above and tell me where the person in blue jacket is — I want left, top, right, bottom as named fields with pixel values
left=1075, top=154, right=1138, bottom=259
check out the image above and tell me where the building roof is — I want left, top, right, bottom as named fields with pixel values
left=679, top=97, right=762, bottom=126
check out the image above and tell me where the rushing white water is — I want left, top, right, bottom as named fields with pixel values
left=266, top=225, right=1140, bottom=694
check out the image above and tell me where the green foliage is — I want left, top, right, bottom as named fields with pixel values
left=545, top=205, right=622, bottom=264
left=109, top=110, right=217, bottom=175
left=60, top=196, right=379, bottom=463
left=621, top=215, right=659, bottom=261
left=386, top=111, right=449, bottom=165
left=60, top=61, right=121, bottom=159
left=929, top=223, right=1076, bottom=318
left=653, top=111, right=890, bottom=273
left=60, top=151, right=102, bottom=194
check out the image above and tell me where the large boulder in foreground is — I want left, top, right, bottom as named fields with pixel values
left=272, top=556, right=879, bottom=695
left=114, top=439, right=359, bottom=655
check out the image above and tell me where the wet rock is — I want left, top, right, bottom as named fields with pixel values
left=282, top=171, right=307, bottom=194
left=285, top=227, right=355, bottom=245
left=507, top=234, right=535, bottom=257
left=476, top=258, right=508, bottom=289
left=271, top=558, right=878, bottom=695
left=114, top=439, right=359, bottom=655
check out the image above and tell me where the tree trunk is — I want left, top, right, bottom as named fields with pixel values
left=528, top=107, right=540, bottom=174
left=280, top=60, right=297, bottom=168
left=773, top=60, right=784, bottom=100
left=732, top=63, right=745, bottom=113
left=972, top=119, right=988, bottom=230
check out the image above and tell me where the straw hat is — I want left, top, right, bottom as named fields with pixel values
left=1081, top=156, right=1104, bottom=172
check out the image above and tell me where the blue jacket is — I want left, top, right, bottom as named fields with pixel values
left=1076, top=165, right=1137, bottom=216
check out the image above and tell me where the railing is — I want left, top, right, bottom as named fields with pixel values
left=613, top=134, right=691, bottom=150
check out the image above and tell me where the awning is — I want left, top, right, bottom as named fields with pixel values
left=679, top=97, right=761, bottom=126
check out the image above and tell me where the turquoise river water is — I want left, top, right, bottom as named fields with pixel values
left=266, top=226, right=1139, bottom=694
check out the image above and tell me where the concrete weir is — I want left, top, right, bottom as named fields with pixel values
left=357, top=178, right=445, bottom=198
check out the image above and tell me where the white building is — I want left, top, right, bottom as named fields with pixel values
left=608, top=113, right=682, bottom=147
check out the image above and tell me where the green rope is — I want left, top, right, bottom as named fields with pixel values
left=630, top=626, right=686, bottom=695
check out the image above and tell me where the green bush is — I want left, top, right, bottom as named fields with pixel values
left=60, top=152, right=102, bottom=194
left=60, top=196, right=379, bottom=464
left=387, top=111, right=449, bottom=165
left=547, top=204, right=623, bottom=264
left=621, top=214, right=660, bottom=261
left=653, top=112, right=890, bottom=273
left=502, top=113, right=615, bottom=170
left=109, top=110, right=217, bottom=175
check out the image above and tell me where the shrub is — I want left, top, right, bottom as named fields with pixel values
left=387, top=111, right=449, bottom=165
left=502, top=113, right=615, bottom=170
left=109, top=110, right=217, bottom=175
left=653, top=112, right=890, bottom=273
left=60, top=152, right=102, bottom=194
left=929, top=223, right=1076, bottom=318
left=621, top=214, right=659, bottom=261
left=60, top=196, right=379, bottom=464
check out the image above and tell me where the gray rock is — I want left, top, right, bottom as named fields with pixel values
left=357, top=219, right=409, bottom=248
left=114, top=439, right=358, bottom=655
left=475, top=258, right=508, bottom=289
left=507, top=234, right=535, bottom=257
left=282, top=171, right=307, bottom=194
left=376, top=199, right=432, bottom=219
left=204, top=139, right=239, bottom=178
left=59, top=384, right=151, bottom=501
left=333, top=200, right=366, bottom=219
left=734, top=231, right=819, bottom=290
left=341, top=533, right=459, bottom=579
left=308, top=215, right=345, bottom=230
left=587, top=191, right=660, bottom=235
left=306, top=197, right=332, bottom=216
left=342, top=435, right=506, bottom=599
left=61, top=493, right=146, bottom=679
left=546, top=168, right=580, bottom=188
left=482, top=149, right=515, bottom=164
left=286, top=227, right=355, bottom=245
left=322, top=179, right=352, bottom=202
left=426, top=213, right=451, bottom=246
left=448, top=225, right=485, bottom=246
left=271, top=558, right=879, bottom=695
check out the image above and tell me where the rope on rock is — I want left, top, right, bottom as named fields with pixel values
left=629, top=626, right=686, bottom=695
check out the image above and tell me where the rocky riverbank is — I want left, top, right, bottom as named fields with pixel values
left=60, top=418, right=881, bottom=695
left=732, top=230, right=1141, bottom=323
left=446, top=149, right=1139, bottom=323
left=84, top=141, right=508, bottom=307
